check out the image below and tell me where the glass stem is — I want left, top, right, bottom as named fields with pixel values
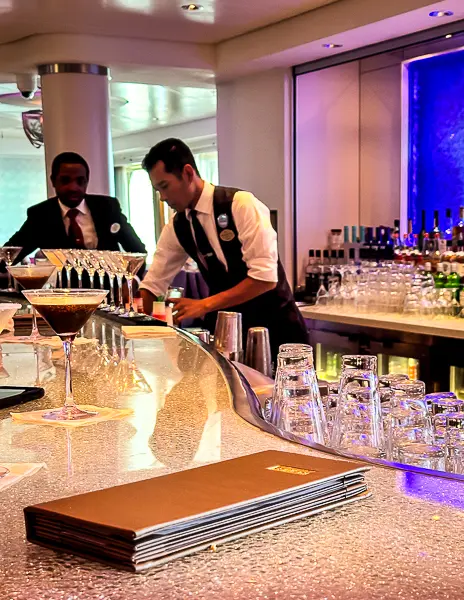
left=127, top=277, right=135, bottom=314
left=31, top=307, right=40, bottom=338
left=66, top=267, right=72, bottom=288
left=89, top=273, right=95, bottom=289
left=99, top=272, right=105, bottom=289
left=117, top=275, right=124, bottom=311
left=62, top=336, right=76, bottom=409
left=109, top=275, right=115, bottom=308
left=77, top=271, right=83, bottom=289
left=57, top=270, right=62, bottom=288
left=7, top=268, right=13, bottom=291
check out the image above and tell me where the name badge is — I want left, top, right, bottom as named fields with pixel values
left=217, top=214, right=228, bottom=228
left=220, top=229, right=235, bottom=242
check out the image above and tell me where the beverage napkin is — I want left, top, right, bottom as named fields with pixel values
left=10, top=405, right=133, bottom=428
left=121, top=326, right=177, bottom=339
left=0, top=462, right=45, bottom=493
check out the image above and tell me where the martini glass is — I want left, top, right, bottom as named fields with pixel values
left=65, top=250, right=85, bottom=288
left=118, top=252, right=146, bottom=317
left=42, top=249, right=67, bottom=288
left=7, top=264, right=57, bottom=340
left=0, top=246, right=22, bottom=292
left=22, top=289, right=108, bottom=421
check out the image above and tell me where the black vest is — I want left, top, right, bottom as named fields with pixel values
left=173, top=186, right=308, bottom=358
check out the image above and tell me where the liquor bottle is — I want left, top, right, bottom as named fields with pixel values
left=430, top=210, right=446, bottom=256
left=418, top=209, right=427, bottom=251
left=343, top=226, right=350, bottom=244
left=445, top=263, right=461, bottom=290
left=444, top=208, right=453, bottom=241
left=434, top=263, right=447, bottom=288
left=453, top=207, right=464, bottom=245
left=305, top=249, right=315, bottom=299
left=392, top=219, right=400, bottom=249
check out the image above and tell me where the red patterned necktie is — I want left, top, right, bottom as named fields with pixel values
left=66, top=208, right=86, bottom=249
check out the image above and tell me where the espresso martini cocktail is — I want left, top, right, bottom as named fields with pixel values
left=7, top=264, right=57, bottom=341
left=22, top=289, right=108, bottom=421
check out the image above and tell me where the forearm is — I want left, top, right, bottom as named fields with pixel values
left=141, top=289, right=156, bottom=315
left=204, top=277, right=276, bottom=313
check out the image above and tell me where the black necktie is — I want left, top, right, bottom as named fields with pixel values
left=190, top=209, right=215, bottom=270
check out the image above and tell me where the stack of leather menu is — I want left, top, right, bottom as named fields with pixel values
left=24, top=451, right=370, bottom=572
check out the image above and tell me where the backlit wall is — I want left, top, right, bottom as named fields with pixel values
left=407, top=48, right=464, bottom=233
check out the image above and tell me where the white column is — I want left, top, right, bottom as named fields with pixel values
left=216, top=69, right=294, bottom=284
left=39, top=64, right=114, bottom=197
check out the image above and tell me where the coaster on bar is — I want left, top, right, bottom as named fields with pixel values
left=11, top=405, right=133, bottom=428
left=0, top=462, right=45, bottom=493
left=121, top=326, right=177, bottom=339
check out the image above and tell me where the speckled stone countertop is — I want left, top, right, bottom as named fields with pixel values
left=1, top=318, right=464, bottom=599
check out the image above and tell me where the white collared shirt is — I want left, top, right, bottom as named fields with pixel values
left=58, top=199, right=99, bottom=249
left=140, top=181, right=278, bottom=298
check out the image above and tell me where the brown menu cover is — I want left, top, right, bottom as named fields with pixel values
left=25, top=450, right=370, bottom=571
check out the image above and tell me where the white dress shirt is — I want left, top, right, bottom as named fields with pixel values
left=58, top=199, right=99, bottom=249
left=140, top=181, right=278, bottom=298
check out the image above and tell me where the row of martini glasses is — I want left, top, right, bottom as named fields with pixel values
left=42, top=249, right=146, bottom=318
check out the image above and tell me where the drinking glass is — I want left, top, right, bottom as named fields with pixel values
left=22, top=289, right=108, bottom=420
left=77, top=250, right=97, bottom=288
left=106, top=252, right=126, bottom=315
left=390, top=380, right=426, bottom=403
left=277, top=342, right=328, bottom=439
left=272, top=350, right=326, bottom=444
left=65, top=250, right=85, bottom=288
left=379, top=373, right=409, bottom=388
left=387, top=389, right=434, bottom=460
left=331, top=355, right=384, bottom=457
left=118, top=252, right=147, bottom=317
left=427, top=393, right=464, bottom=444
left=0, top=246, right=22, bottom=292
left=397, top=443, right=445, bottom=470
left=87, top=251, right=110, bottom=309
left=445, top=412, right=464, bottom=474
left=7, top=264, right=57, bottom=340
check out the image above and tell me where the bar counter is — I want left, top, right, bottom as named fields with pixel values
left=1, top=314, right=464, bottom=599
left=300, top=305, right=464, bottom=339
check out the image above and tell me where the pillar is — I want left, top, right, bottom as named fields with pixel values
left=216, top=69, right=294, bottom=284
left=38, top=63, right=115, bottom=197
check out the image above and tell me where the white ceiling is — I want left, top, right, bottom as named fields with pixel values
left=0, top=82, right=216, bottom=141
left=0, top=0, right=341, bottom=45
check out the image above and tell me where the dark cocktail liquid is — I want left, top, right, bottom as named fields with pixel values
left=33, top=303, right=99, bottom=336
left=15, top=275, right=51, bottom=290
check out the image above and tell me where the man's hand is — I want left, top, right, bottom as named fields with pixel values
left=170, top=297, right=210, bottom=323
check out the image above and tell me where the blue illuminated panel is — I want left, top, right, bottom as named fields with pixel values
left=408, top=49, right=464, bottom=233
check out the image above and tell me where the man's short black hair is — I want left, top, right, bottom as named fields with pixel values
left=51, top=152, right=90, bottom=181
left=142, top=138, right=200, bottom=178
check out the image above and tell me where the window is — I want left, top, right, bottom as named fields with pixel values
left=127, top=168, right=156, bottom=260
left=124, top=150, right=219, bottom=262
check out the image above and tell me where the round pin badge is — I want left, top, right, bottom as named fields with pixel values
left=217, top=214, right=229, bottom=228
left=110, top=222, right=121, bottom=234
left=220, top=229, right=235, bottom=242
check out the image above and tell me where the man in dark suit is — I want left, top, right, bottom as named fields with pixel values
left=4, top=151, right=146, bottom=263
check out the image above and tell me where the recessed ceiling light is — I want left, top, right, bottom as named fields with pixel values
left=429, top=10, right=454, bottom=17
left=445, top=34, right=453, bottom=38
left=323, top=43, right=343, bottom=49
left=181, top=3, right=202, bottom=10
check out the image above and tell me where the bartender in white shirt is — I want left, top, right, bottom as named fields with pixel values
left=140, top=138, right=308, bottom=361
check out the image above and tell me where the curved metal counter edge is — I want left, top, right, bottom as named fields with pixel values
left=177, top=329, right=464, bottom=484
